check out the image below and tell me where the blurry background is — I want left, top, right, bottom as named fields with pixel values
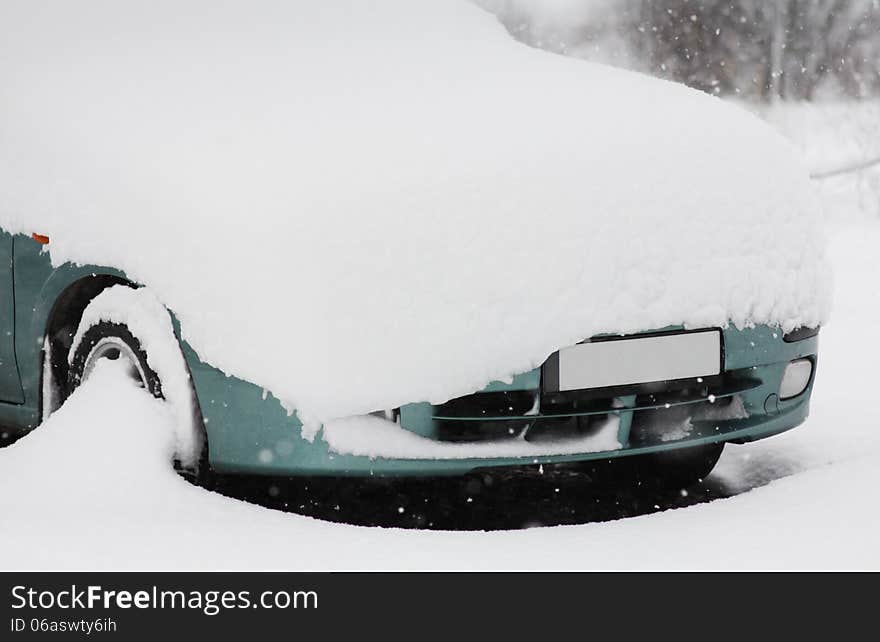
left=479, top=0, right=880, bottom=218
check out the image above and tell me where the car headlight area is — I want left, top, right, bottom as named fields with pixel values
left=780, top=358, right=814, bottom=400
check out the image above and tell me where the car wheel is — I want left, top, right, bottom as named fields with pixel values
left=632, top=442, right=725, bottom=491
left=68, top=321, right=163, bottom=400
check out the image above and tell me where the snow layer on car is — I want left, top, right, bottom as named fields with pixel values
left=322, top=414, right=621, bottom=459
left=0, top=0, right=830, bottom=428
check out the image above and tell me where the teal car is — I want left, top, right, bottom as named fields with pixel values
left=0, top=229, right=818, bottom=487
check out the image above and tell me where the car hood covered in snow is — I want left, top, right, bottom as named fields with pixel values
left=0, top=0, right=830, bottom=426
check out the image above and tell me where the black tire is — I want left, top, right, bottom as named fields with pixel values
left=67, top=322, right=163, bottom=399
left=631, top=442, right=725, bottom=491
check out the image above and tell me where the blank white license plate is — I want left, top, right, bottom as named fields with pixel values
left=557, top=330, right=722, bottom=392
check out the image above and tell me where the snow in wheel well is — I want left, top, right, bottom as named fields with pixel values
left=65, top=285, right=202, bottom=467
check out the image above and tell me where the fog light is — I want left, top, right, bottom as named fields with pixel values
left=780, top=359, right=813, bottom=400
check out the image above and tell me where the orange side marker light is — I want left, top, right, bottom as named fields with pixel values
left=32, top=233, right=50, bottom=245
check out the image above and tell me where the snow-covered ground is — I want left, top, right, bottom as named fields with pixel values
left=0, top=166, right=877, bottom=569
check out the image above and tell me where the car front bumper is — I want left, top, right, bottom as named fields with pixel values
left=186, top=325, right=818, bottom=477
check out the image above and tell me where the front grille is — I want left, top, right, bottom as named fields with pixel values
left=434, top=390, right=536, bottom=419
left=629, top=393, right=749, bottom=447
left=428, top=372, right=760, bottom=445
left=434, top=391, right=536, bottom=442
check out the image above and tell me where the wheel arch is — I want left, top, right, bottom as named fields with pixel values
left=38, top=276, right=210, bottom=475
left=39, top=273, right=136, bottom=417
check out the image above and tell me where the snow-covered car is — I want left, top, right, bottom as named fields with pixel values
left=0, top=229, right=819, bottom=486
left=0, top=1, right=829, bottom=488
